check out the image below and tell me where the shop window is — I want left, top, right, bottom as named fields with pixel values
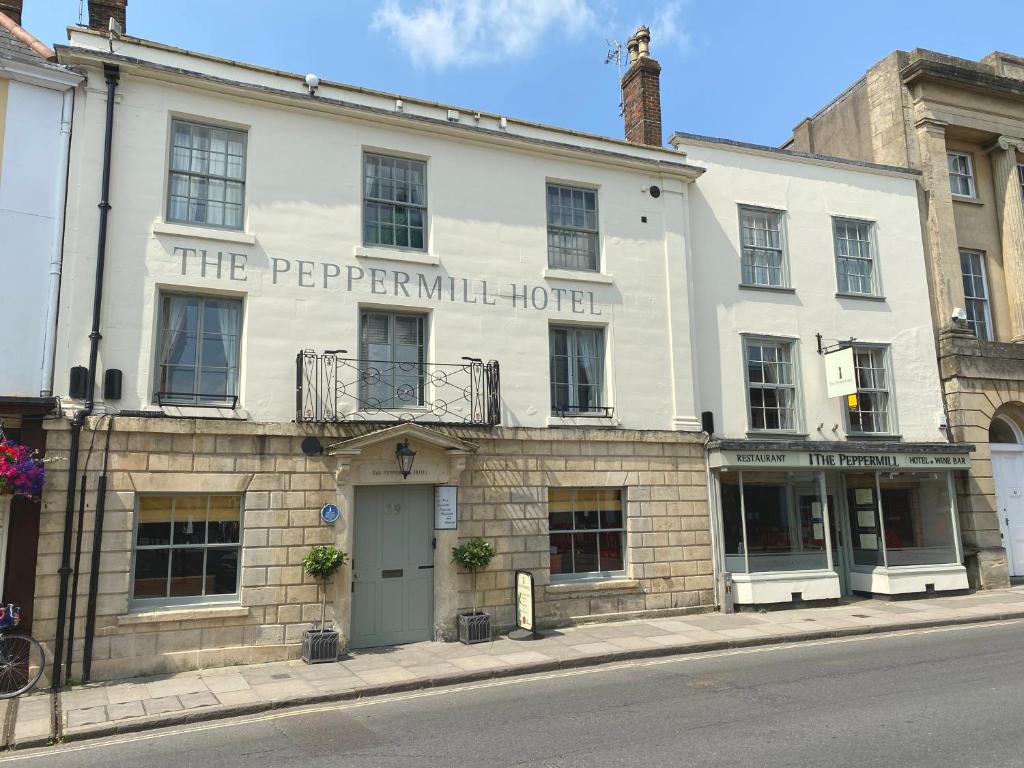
left=132, top=495, right=242, bottom=606
left=879, top=475, right=957, bottom=566
left=739, top=206, right=788, bottom=288
left=547, top=183, right=599, bottom=271
left=363, top=153, right=427, bottom=250
left=155, top=293, right=242, bottom=406
left=720, top=472, right=827, bottom=573
left=167, top=119, right=246, bottom=230
left=359, top=311, right=427, bottom=410
left=548, top=488, right=624, bottom=578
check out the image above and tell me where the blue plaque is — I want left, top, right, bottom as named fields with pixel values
left=320, top=503, right=340, bottom=524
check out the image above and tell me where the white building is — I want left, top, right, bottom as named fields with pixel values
left=29, top=5, right=968, bottom=684
left=674, top=133, right=971, bottom=606
left=0, top=1, right=80, bottom=645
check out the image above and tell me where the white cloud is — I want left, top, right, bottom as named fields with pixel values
left=650, top=2, right=688, bottom=50
left=373, top=0, right=597, bottom=71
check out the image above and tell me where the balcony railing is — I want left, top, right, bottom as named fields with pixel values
left=295, top=350, right=500, bottom=426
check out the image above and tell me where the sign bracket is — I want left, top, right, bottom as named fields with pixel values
left=816, top=333, right=856, bottom=356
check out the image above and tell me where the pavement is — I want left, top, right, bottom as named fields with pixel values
left=4, top=586, right=1024, bottom=751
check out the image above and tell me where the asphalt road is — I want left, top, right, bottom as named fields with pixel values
left=5, top=620, right=1024, bottom=767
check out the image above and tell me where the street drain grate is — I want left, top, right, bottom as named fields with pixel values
left=851, top=614, right=872, bottom=618
left=270, top=673, right=292, bottom=680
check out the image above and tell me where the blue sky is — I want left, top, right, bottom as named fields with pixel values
left=19, top=0, right=1024, bottom=146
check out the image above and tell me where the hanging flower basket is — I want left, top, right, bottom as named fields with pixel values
left=0, top=440, right=45, bottom=500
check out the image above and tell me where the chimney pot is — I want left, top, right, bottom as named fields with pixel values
left=0, top=0, right=22, bottom=26
left=620, top=25, right=662, bottom=147
left=87, top=0, right=127, bottom=32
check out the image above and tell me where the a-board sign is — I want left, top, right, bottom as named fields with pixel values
left=434, top=485, right=458, bottom=530
left=515, top=570, right=535, bottom=633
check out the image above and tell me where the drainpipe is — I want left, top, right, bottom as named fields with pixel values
left=51, top=63, right=118, bottom=691
left=82, top=418, right=113, bottom=682
left=39, top=86, right=75, bottom=397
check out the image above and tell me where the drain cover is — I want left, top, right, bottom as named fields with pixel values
left=270, top=673, right=292, bottom=680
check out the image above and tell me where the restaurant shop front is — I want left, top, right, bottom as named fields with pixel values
left=707, top=441, right=972, bottom=606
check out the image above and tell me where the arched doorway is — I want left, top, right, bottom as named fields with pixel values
left=992, top=413, right=1024, bottom=577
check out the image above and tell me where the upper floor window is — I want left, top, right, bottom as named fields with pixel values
left=547, top=184, right=599, bottom=271
left=363, top=153, right=427, bottom=250
left=155, top=293, right=242, bottom=407
left=1018, top=164, right=1024, bottom=202
left=132, top=494, right=242, bottom=606
left=745, top=338, right=798, bottom=432
left=833, top=218, right=878, bottom=296
left=739, top=206, right=787, bottom=287
left=359, top=311, right=426, bottom=409
left=167, top=119, right=246, bottom=229
left=960, top=249, right=993, bottom=341
left=846, top=347, right=893, bottom=435
left=550, top=326, right=606, bottom=416
left=947, top=152, right=976, bottom=198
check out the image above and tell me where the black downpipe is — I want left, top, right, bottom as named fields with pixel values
left=51, top=63, right=119, bottom=691
left=82, top=419, right=114, bottom=682
left=65, top=472, right=89, bottom=676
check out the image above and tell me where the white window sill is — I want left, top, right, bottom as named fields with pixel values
left=159, top=405, right=249, bottom=420
left=951, top=194, right=983, bottom=206
left=546, top=578, right=639, bottom=594
left=354, top=245, right=439, bottom=266
left=153, top=220, right=256, bottom=245
left=738, top=283, right=796, bottom=294
left=547, top=415, right=620, bottom=428
left=118, top=604, right=249, bottom=626
left=836, top=292, right=887, bottom=302
left=542, top=268, right=614, bottom=285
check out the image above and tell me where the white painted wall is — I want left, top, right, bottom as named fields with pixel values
left=677, top=139, right=946, bottom=443
left=54, top=51, right=701, bottom=430
left=0, top=78, right=67, bottom=396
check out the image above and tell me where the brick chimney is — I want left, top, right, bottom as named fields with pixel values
left=0, top=0, right=22, bottom=26
left=87, top=0, right=126, bottom=31
left=620, top=26, right=662, bottom=147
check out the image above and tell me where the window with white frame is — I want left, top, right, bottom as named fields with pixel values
left=833, top=218, right=877, bottom=295
left=550, top=326, right=606, bottom=415
left=960, top=250, right=993, bottom=341
left=846, top=347, right=893, bottom=435
left=745, top=339, right=798, bottom=431
left=548, top=488, right=624, bottom=577
left=359, top=311, right=426, bottom=409
left=167, top=119, right=246, bottom=229
left=739, top=206, right=787, bottom=287
left=947, top=152, right=976, bottom=198
left=547, top=184, right=599, bottom=271
left=155, top=293, right=242, bottom=406
left=132, top=495, right=241, bottom=605
left=363, top=153, right=427, bottom=250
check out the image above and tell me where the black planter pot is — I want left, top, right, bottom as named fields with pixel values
left=301, top=628, right=341, bottom=664
left=457, top=612, right=491, bottom=644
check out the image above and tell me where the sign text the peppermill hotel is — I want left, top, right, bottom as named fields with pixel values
left=173, top=246, right=604, bottom=316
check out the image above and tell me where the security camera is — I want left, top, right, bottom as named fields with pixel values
left=951, top=307, right=968, bottom=324
left=304, top=73, right=320, bottom=96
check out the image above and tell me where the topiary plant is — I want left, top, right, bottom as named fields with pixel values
left=451, top=538, right=496, bottom=616
left=303, top=544, right=348, bottom=630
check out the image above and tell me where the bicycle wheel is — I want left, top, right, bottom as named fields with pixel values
left=0, top=634, right=45, bottom=698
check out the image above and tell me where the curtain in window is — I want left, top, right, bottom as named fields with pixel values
left=158, top=297, right=193, bottom=395
left=574, top=329, right=602, bottom=411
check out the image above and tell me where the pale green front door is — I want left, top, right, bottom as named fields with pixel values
left=350, top=485, right=434, bottom=648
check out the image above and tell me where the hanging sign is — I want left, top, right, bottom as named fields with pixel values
left=825, top=347, right=857, bottom=398
left=320, top=503, right=339, bottom=524
left=514, top=570, right=537, bottom=634
left=434, top=485, right=458, bottom=530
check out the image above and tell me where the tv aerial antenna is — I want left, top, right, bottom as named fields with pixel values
left=78, top=0, right=84, bottom=25
left=604, top=39, right=626, bottom=116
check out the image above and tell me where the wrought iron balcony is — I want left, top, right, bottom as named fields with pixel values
left=295, top=350, right=500, bottom=426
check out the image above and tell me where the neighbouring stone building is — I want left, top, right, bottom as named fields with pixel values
left=785, top=49, right=1024, bottom=590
